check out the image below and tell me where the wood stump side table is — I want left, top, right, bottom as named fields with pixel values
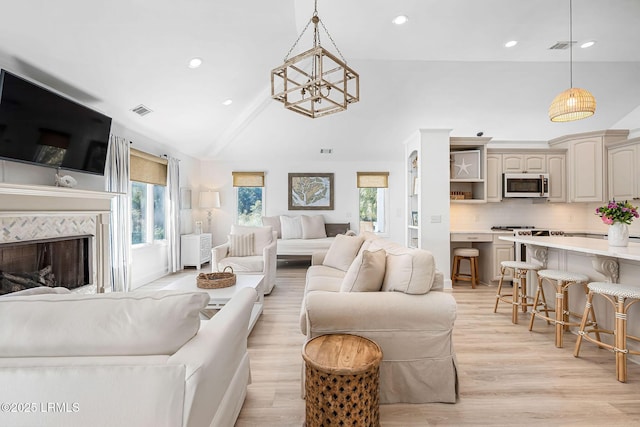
left=302, top=334, right=383, bottom=427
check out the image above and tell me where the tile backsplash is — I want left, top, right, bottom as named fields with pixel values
left=450, top=199, right=640, bottom=235
left=1, top=216, right=96, bottom=243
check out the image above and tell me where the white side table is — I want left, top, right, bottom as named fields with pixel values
left=181, top=233, right=212, bottom=270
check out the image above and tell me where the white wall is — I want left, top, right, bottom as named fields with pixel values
left=111, top=123, right=203, bottom=289
left=200, top=158, right=405, bottom=247
left=0, top=158, right=106, bottom=190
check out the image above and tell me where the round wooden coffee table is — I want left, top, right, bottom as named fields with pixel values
left=302, top=334, right=382, bottom=427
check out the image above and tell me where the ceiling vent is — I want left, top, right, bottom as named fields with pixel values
left=549, top=41, right=576, bottom=50
left=131, top=104, right=153, bottom=116
left=320, top=148, right=333, bottom=154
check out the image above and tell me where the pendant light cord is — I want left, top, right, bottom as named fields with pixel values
left=569, top=0, right=573, bottom=88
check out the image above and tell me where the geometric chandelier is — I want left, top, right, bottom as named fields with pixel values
left=548, top=0, right=596, bottom=122
left=270, top=0, right=359, bottom=118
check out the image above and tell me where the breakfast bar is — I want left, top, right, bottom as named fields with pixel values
left=498, top=235, right=640, bottom=283
left=499, top=234, right=640, bottom=362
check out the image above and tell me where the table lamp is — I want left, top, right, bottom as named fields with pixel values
left=199, top=191, right=220, bottom=233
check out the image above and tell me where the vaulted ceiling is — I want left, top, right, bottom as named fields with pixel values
left=1, top=0, right=639, bottom=161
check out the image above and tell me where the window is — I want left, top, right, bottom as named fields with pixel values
left=357, top=172, right=389, bottom=234
left=130, top=149, right=168, bottom=245
left=233, top=172, right=265, bottom=226
left=131, top=182, right=166, bottom=244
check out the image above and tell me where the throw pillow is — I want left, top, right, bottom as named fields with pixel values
left=301, top=215, right=327, bottom=239
left=382, top=249, right=436, bottom=294
left=231, top=225, right=273, bottom=254
left=340, top=249, right=386, bottom=292
left=261, top=216, right=282, bottom=238
left=322, top=234, right=365, bottom=272
left=229, top=233, right=255, bottom=257
left=280, top=215, right=303, bottom=239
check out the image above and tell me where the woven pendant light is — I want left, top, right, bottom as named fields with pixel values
left=549, top=87, right=596, bottom=122
left=548, top=0, right=596, bottom=122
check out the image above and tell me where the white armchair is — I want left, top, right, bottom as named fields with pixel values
left=211, top=225, right=277, bottom=295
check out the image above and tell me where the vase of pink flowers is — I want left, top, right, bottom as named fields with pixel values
left=595, top=200, right=639, bottom=247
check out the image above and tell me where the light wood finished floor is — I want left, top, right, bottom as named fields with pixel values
left=230, top=261, right=640, bottom=426
left=145, top=263, right=640, bottom=426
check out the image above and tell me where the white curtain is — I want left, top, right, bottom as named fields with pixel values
left=104, top=135, right=131, bottom=292
left=166, top=156, right=181, bottom=273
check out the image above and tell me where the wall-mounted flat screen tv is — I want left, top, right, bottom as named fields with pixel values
left=0, top=69, right=112, bottom=175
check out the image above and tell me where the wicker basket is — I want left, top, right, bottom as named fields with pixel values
left=196, top=266, right=236, bottom=289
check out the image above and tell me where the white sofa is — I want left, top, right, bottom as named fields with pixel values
left=0, top=287, right=257, bottom=427
left=262, top=215, right=351, bottom=258
left=211, top=225, right=278, bottom=295
left=300, top=234, right=458, bottom=404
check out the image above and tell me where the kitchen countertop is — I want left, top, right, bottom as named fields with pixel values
left=499, top=235, right=640, bottom=262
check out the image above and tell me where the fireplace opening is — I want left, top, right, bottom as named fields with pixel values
left=0, top=236, right=90, bottom=295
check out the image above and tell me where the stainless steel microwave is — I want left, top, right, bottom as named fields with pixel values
left=503, top=173, right=549, bottom=198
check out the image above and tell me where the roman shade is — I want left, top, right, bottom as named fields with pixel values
left=233, top=172, right=265, bottom=187
left=130, top=148, right=168, bottom=186
left=357, top=172, right=389, bottom=188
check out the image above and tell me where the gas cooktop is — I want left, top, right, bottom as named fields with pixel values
left=490, top=226, right=536, bottom=231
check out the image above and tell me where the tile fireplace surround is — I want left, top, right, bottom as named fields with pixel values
left=0, top=183, right=115, bottom=293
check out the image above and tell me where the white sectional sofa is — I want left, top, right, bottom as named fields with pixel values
left=0, top=287, right=257, bottom=427
left=300, top=233, right=458, bottom=404
left=262, top=214, right=351, bottom=258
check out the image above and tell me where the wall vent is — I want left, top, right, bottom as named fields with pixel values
left=549, top=41, right=575, bottom=50
left=320, top=148, right=333, bottom=154
left=131, top=104, right=153, bottom=116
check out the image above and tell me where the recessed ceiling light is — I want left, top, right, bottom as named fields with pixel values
left=188, top=57, right=203, bottom=69
left=504, top=40, right=518, bottom=48
left=392, top=15, right=408, bottom=25
left=222, top=99, right=233, bottom=106
left=580, top=40, right=596, bottom=49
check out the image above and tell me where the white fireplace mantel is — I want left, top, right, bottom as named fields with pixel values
left=0, top=183, right=118, bottom=293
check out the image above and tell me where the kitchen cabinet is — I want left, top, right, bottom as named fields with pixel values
left=608, top=137, right=640, bottom=201
left=502, top=154, right=546, bottom=173
left=450, top=137, right=491, bottom=203
left=550, top=130, right=629, bottom=203
left=477, top=234, right=515, bottom=283
left=546, top=153, right=566, bottom=202
left=181, top=233, right=212, bottom=269
left=486, top=154, right=502, bottom=202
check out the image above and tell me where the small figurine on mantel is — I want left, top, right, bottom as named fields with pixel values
left=54, top=168, right=77, bottom=188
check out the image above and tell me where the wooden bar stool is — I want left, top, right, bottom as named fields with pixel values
left=451, top=248, right=480, bottom=289
left=493, top=260, right=544, bottom=324
left=528, top=269, right=597, bottom=348
left=574, top=282, right=640, bottom=382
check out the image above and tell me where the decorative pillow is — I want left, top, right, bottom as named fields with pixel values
left=261, top=216, right=282, bottom=238
left=231, top=225, right=273, bottom=254
left=301, top=215, right=327, bottom=239
left=382, top=249, right=436, bottom=295
left=280, top=215, right=303, bottom=239
left=340, top=249, right=386, bottom=292
left=229, top=233, right=255, bottom=257
left=322, top=234, right=365, bottom=272
left=325, top=223, right=350, bottom=237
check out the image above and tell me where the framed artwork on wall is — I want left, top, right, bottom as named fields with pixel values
left=411, top=211, right=418, bottom=226
left=288, top=173, right=334, bottom=210
left=450, top=150, right=481, bottom=179
left=180, top=188, right=192, bottom=210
